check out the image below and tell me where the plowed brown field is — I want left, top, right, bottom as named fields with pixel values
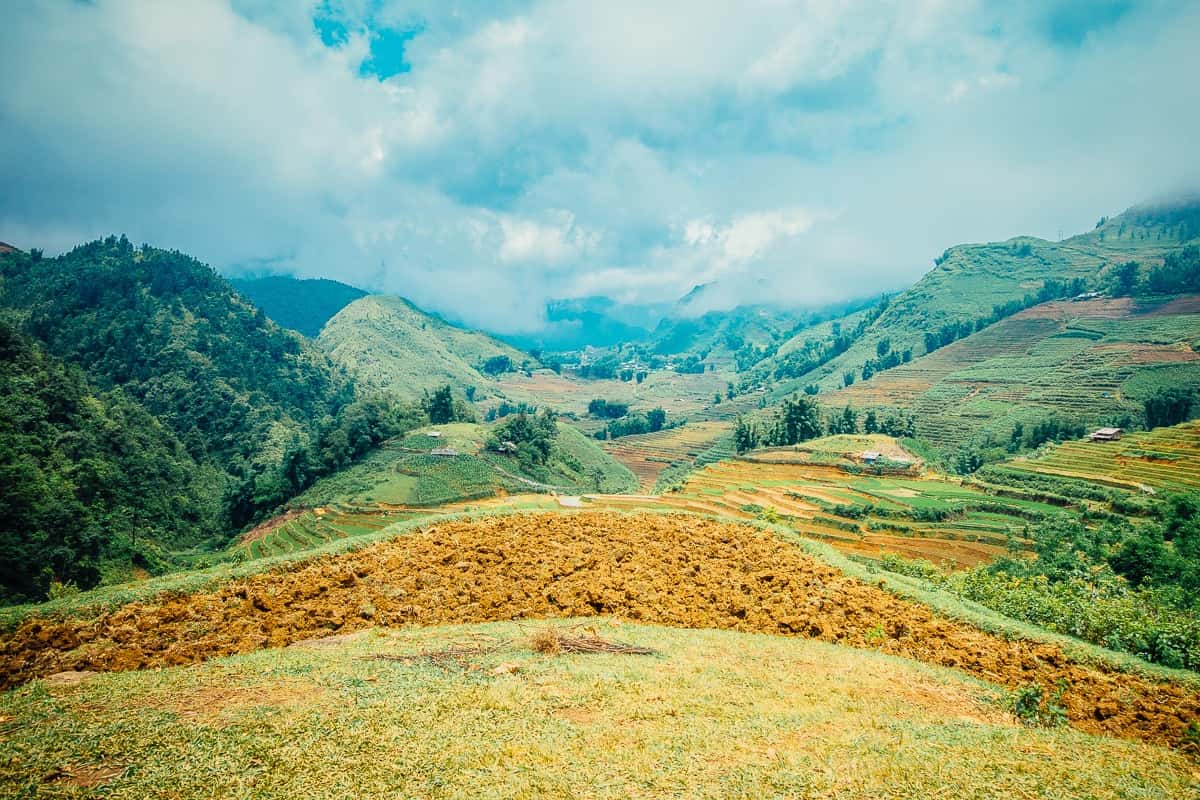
left=2, top=513, right=1197, bottom=748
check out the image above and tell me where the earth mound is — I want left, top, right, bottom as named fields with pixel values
left=2, top=512, right=1196, bottom=746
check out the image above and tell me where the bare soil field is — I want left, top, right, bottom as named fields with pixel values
left=3, top=512, right=1197, bottom=748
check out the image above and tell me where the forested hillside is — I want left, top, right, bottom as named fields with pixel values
left=0, top=238, right=422, bottom=600
left=230, top=275, right=367, bottom=337
left=0, top=317, right=217, bottom=602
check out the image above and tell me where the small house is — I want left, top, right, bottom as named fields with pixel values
left=1089, top=427, right=1123, bottom=442
left=860, top=450, right=881, bottom=464
left=428, top=431, right=443, bottom=439
left=493, top=440, right=518, bottom=454
left=430, top=447, right=459, bottom=457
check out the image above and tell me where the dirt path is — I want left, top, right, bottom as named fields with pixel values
left=2, top=512, right=1196, bottom=748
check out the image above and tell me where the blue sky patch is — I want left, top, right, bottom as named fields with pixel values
left=360, top=24, right=423, bottom=79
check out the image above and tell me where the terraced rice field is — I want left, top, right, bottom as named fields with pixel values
left=236, top=506, right=432, bottom=559
left=584, top=459, right=1063, bottom=567
left=1007, top=420, right=1200, bottom=492
left=600, top=421, right=733, bottom=490
left=828, top=296, right=1200, bottom=446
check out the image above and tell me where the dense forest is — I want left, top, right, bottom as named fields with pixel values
left=230, top=275, right=367, bottom=337
left=0, top=238, right=421, bottom=601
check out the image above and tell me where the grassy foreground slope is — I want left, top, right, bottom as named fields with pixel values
left=318, top=295, right=534, bottom=401
left=3, top=621, right=1195, bottom=799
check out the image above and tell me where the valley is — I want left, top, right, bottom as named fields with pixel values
left=2, top=199, right=1200, bottom=795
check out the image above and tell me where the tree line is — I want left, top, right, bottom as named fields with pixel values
left=732, top=396, right=917, bottom=453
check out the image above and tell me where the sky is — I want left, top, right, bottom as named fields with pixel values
left=2, top=0, right=1199, bottom=333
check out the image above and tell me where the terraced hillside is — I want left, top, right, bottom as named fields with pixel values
left=775, top=200, right=1200, bottom=395
left=233, top=422, right=636, bottom=557
left=496, top=365, right=748, bottom=423
left=1005, top=419, right=1200, bottom=492
left=588, top=458, right=1058, bottom=567
left=826, top=295, right=1200, bottom=446
left=599, top=421, right=733, bottom=490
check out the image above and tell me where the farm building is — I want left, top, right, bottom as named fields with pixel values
left=430, top=447, right=460, bottom=456
left=493, top=440, right=518, bottom=454
left=860, top=450, right=881, bottom=464
left=1089, top=427, right=1123, bottom=442
left=428, top=431, right=443, bottom=438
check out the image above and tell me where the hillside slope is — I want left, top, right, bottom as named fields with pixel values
left=318, top=295, right=536, bottom=400
left=0, top=237, right=419, bottom=599
left=230, top=275, right=367, bottom=337
left=792, top=199, right=1200, bottom=393
left=826, top=294, right=1200, bottom=446
left=0, top=318, right=217, bottom=601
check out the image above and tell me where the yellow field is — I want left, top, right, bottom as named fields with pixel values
left=1008, top=419, right=1200, bottom=492
left=580, top=460, right=1032, bottom=567
left=600, top=421, right=732, bottom=490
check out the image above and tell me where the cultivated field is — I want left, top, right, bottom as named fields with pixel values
left=1007, top=420, right=1200, bottom=492
left=495, top=367, right=758, bottom=425
left=3, top=513, right=1197, bottom=758
left=827, top=296, right=1200, bottom=446
left=586, top=459, right=1060, bottom=567
left=600, top=420, right=733, bottom=490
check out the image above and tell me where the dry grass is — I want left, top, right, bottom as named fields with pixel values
left=1, top=621, right=1196, bottom=799
left=526, top=624, right=659, bottom=656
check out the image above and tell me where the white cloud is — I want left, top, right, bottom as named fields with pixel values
left=1, top=0, right=1198, bottom=333
left=497, top=211, right=594, bottom=264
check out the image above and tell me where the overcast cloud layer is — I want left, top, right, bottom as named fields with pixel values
left=3, top=0, right=1199, bottom=331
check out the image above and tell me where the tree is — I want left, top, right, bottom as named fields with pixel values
left=842, top=371, right=855, bottom=388
left=481, top=355, right=513, bottom=376
left=490, top=410, right=557, bottom=467
left=1109, top=530, right=1179, bottom=587
left=647, top=407, right=667, bottom=432
left=1144, top=388, right=1193, bottom=429
left=772, top=395, right=821, bottom=446
left=1107, top=261, right=1140, bottom=296
left=876, top=338, right=891, bottom=358
left=426, top=385, right=455, bottom=425
left=733, top=415, right=758, bottom=453
left=1144, top=246, right=1200, bottom=294
left=863, top=410, right=878, bottom=434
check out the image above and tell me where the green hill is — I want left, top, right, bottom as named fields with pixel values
left=0, top=318, right=217, bottom=601
left=0, top=238, right=422, bottom=600
left=289, top=421, right=635, bottom=510
left=827, top=294, right=1200, bottom=447
left=773, top=199, right=1200, bottom=395
left=318, top=295, right=537, bottom=401
left=238, top=421, right=637, bottom=558
left=230, top=275, right=368, bottom=337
